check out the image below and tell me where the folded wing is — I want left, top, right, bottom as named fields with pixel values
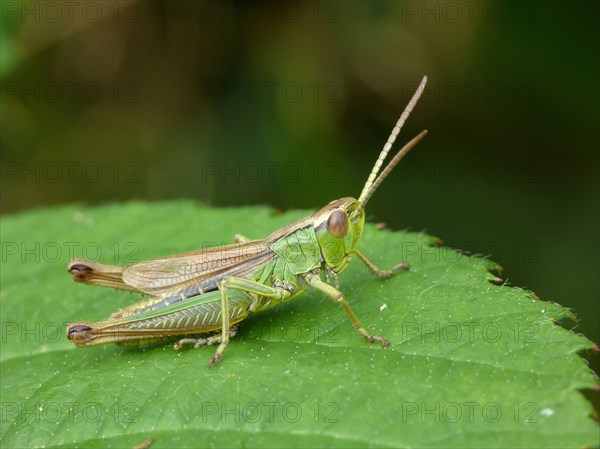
left=122, top=240, right=274, bottom=298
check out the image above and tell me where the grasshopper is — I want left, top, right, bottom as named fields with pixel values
left=67, top=76, right=428, bottom=367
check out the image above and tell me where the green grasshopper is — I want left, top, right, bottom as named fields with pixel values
left=67, top=76, right=428, bottom=367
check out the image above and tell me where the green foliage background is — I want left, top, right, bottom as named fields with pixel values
left=1, top=202, right=597, bottom=448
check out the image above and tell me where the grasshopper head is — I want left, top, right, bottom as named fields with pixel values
left=314, top=197, right=365, bottom=272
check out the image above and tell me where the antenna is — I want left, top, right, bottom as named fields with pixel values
left=358, top=76, right=428, bottom=207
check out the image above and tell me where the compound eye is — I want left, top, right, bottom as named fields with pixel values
left=350, top=209, right=363, bottom=224
left=327, top=210, right=348, bottom=238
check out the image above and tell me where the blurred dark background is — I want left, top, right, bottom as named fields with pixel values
left=1, top=1, right=598, bottom=377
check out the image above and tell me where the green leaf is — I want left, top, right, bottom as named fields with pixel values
left=1, top=201, right=597, bottom=448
